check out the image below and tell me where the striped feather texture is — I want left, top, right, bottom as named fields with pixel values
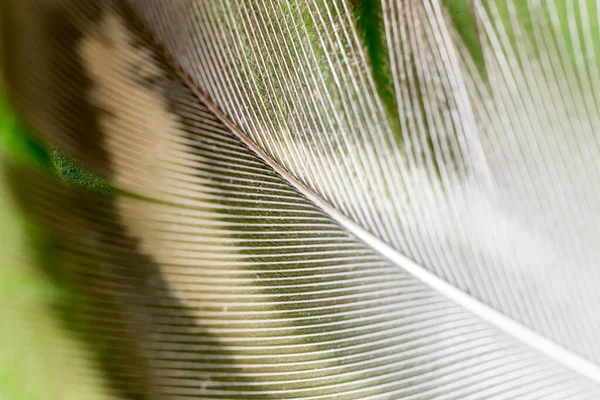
left=2, top=0, right=600, bottom=398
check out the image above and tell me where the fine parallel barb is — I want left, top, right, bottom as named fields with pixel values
left=3, top=0, right=600, bottom=398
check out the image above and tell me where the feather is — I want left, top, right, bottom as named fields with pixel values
left=2, top=0, right=600, bottom=398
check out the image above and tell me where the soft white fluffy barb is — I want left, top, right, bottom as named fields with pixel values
left=128, top=0, right=600, bottom=387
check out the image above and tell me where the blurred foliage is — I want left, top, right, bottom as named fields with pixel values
left=52, top=149, right=113, bottom=193
left=0, top=98, right=110, bottom=400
